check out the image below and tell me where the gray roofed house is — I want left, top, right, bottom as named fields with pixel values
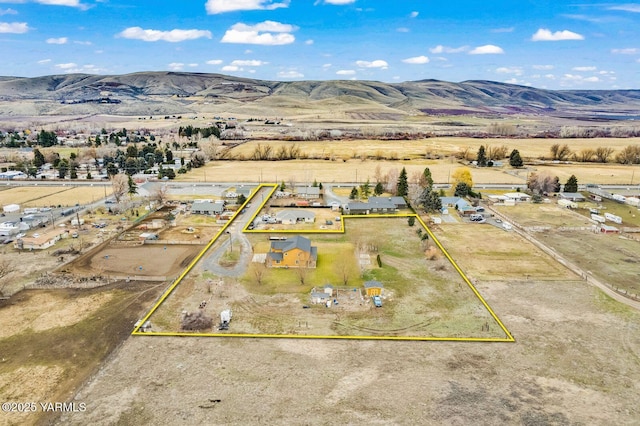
left=294, top=186, right=321, bottom=199
left=559, top=192, right=586, bottom=202
left=275, top=210, right=316, bottom=224
left=345, top=198, right=396, bottom=215
left=191, top=200, right=224, bottom=216
left=369, top=196, right=407, bottom=209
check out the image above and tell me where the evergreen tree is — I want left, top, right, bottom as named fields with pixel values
left=477, top=145, right=487, bottom=167
left=509, top=149, right=523, bottom=168
left=127, top=175, right=137, bottom=198
left=57, top=159, right=69, bottom=179
left=374, top=182, right=384, bottom=196
left=397, top=167, right=408, bottom=197
left=33, top=148, right=45, bottom=168
left=349, top=187, right=359, bottom=200
left=237, top=194, right=247, bottom=205
left=422, top=167, right=434, bottom=189
left=361, top=179, right=371, bottom=198
left=165, top=149, right=173, bottom=163
left=564, top=174, right=579, bottom=193
left=454, top=182, right=471, bottom=197
left=418, top=188, right=443, bottom=213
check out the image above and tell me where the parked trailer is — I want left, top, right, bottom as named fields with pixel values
left=558, top=199, right=577, bottom=209
left=219, top=309, right=232, bottom=330
left=61, top=208, right=76, bottom=216
left=604, top=213, right=622, bottom=224
left=591, top=214, right=606, bottom=223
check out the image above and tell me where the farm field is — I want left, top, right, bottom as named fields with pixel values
left=24, top=186, right=113, bottom=208
left=0, top=186, right=67, bottom=206
left=494, top=202, right=594, bottom=228
left=228, top=137, right=640, bottom=162
left=431, top=223, right=577, bottom=282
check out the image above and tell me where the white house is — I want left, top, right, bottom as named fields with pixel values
left=275, top=210, right=316, bottom=224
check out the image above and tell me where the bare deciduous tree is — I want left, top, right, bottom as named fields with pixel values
left=550, top=143, right=572, bottom=161
left=111, top=174, right=128, bottom=204
left=595, top=147, right=615, bottom=163
left=150, top=184, right=169, bottom=205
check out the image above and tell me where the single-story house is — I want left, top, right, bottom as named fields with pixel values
left=559, top=192, right=586, bottom=202
left=369, top=196, right=408, bottom=209
left=266, top=235, right=318, bottom=268
left=15, top=228, right=69, bottom=250
left=440, top=197, right=462, bottom=207
left=454, top=199, right=477, bottom=216
left=345, top=198, right=396, bottom=215
left=275, top=210, right=316, bottom=224
left=0, top=171, right=27, bottom=180
left=294, top=186, right=321, bottom=199
left=364, top=281, right=384, bottom=297
left=191, top=200, right=224, bottom=216
left=503, top=193, right=531, bottom=202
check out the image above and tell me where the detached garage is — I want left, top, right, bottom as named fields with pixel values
left=364, top=281, right=384, bottom=297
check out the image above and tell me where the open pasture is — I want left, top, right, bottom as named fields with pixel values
left=23, top=186, right=112, bottom=207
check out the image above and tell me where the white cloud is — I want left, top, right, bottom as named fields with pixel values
left=496, top=66, right=523, bottom=75
left=37, top=58, right=51, bottom=64
left=336, top=69, right=355, bottom=75
left=0, top=8, right=18, bottom=15
left=230, top=59, right=267, bottom=66
left=533, top=64, right=554, bottom=70
left=504, top=78, right=530, bottom=86
left=206, top=59, right=223, bottom=65
left=320, top=0, right=356, bottom=4
left=117, top=27, right=212, bottom=42
left=278, top=70, right=304, bottom=78
left=396, top=27, right=409, bottom=33
left=429, top=44, right=468, bottom=54
left=545, top=74, right=555, bottom=80
left=402, top=55, right=429, bottom=64
left=322, top=63, right=332, bottom=68
left=205, top=0, right=289, bottom=14
left=188, top=63, right=198, bottom=67
left=46, top=37, right=68, bottom=44
left=221, top=65, right=240, bottom=72
left=469, top=44, right=504, bottom=54
left=0, top=22, right=29, bottom=33
left=562, top=74, right=599, bottom=83
left=36, top=0, right=85, bottom=7
left=55, top=62, right=77, bottom=70
left=74, top=40, right=92, bottom=45
left=572, top=66, right=597, bottom=71
left=611, top=48, right=639, bottom=54
left=305, top=39, right=313, bottom=45
left=409, top=11, right=418, bottom=18
left=531, top=28, right=584, bottom=41
left=607, top=4, right=640, bottom=12
left=168, top=62, right=184, bottom=71
left=221, top=21, right=296, bottom=45
left=356, top=59, right=388, bottom=68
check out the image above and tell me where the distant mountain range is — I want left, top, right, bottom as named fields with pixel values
left=0, top=71, right=639, bottom=118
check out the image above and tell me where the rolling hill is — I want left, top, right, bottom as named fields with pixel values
left=0, top=71, right=639, bottom=118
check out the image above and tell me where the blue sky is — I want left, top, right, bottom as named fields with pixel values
left=0, top=0, right=639, bottom=89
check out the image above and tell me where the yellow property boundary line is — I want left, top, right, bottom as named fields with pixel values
left=133, top=183, right=514, bottom=342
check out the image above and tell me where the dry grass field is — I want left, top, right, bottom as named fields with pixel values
left=230, top=137, right=640, bottom=162
left=0, top=186, right=66, bottom=207
left=24, top=186, right=113, bottom=207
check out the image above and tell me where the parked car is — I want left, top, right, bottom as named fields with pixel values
left=372, top=295, right=382, bottom=307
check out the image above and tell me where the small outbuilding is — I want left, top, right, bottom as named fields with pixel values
left=364, top=280, right=384, bottom=297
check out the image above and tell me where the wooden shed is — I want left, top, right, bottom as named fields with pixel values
left=364, top=280, right=384, bottom=297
